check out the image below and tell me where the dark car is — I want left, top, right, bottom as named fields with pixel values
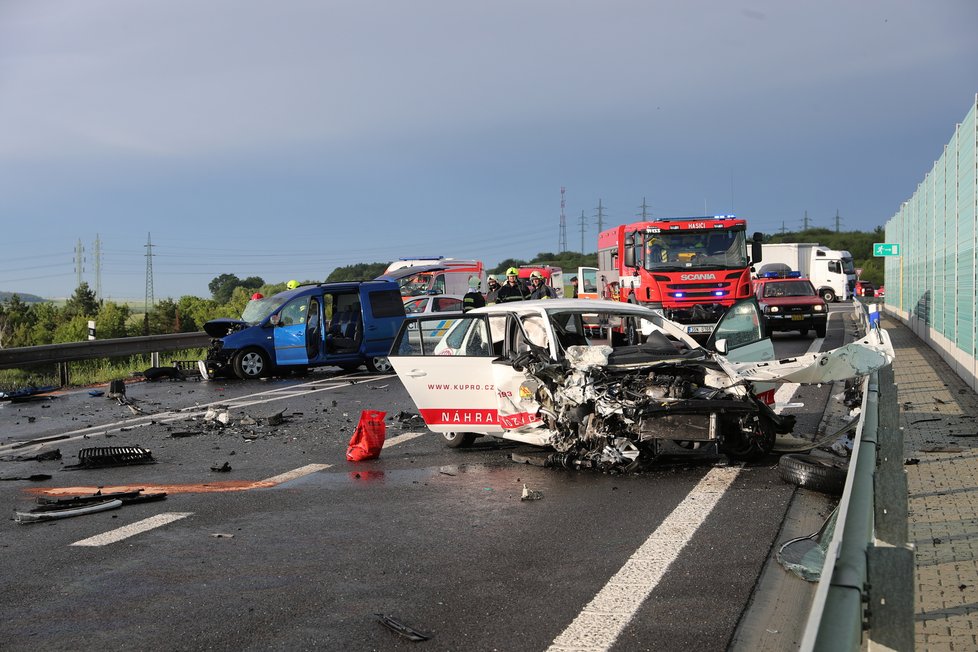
left=754, top=275, right=828, bottom=338
left=200, top=280, right=405, bottom=379
left=855, top=280, right=876, bottom=297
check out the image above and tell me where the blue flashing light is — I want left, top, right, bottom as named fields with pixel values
left=674, top=292, right=685, bottom=298
left=760, top=272, right=781, bottom=278
left=713, top=290, right=725, bottom=296
left=786, top=271, right=802, bottom=278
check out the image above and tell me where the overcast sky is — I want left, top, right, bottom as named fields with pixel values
left=1, top=0, right=976, bottom=300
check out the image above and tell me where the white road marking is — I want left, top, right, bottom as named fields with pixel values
left=261, top=463, right=332, bottom=485
left=70, top=512, right=193, bottom=547
left=383, top=432, right=425, bottom=447
left=548, top=465, right=742, bottom=652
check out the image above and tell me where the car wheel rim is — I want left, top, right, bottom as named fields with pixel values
left=373, top=357, right=392, bottom=372
left=242, top=353, right=263, bottom=376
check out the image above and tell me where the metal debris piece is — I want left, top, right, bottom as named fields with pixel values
left=107, top=379, right=126, bottom=398
left=67, top=446, right=156, bottom=469
left=0, top=448, right=63, bottom=462
left=15, top=499, right=122, bottom=523
left=211, top=461, right=232, bottom=472
left=0, top=474, right=52, bottom=482
left=521, top=483, right=544, bottom=501
left=10, top=435, right=69, bottom=450
left=88, top=390, right=105, bottom=397
left=170, top=431, right=202, bottom=438
left=36, top=489, right=166, bottom=507
left=265, top=409, right=287, bottom=426
left=375, top=614, right=431, bottom=642
left=210, top=533, right=234, bottom=538
left=143, top=366, right=186, bottom=381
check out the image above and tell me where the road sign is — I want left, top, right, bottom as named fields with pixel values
left=873, top=243, right=901, bottom=257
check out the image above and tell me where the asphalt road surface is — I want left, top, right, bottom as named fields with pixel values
left=0, top=305, right=852, bottom=651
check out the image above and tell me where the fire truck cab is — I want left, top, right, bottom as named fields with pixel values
left=599, top=216, right=763, bottom=335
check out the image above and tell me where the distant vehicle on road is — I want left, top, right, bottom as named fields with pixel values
left=855, top=280, right=876, bottom=297
left=759, top=243, right=856, bottom=302
left=753, top=273, right=828, bottom=338
left=200, top=280, right=405, bottom=379
left=403, top=294, right=464, bottom=315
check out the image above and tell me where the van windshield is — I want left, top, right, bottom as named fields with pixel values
left=241, top=296, right=287, bottom=324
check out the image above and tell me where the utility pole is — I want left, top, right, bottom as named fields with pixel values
left=779, top=221, right=788, bottom=235
left=558, top=186, right=567, bottom=253
left=802, top=210, right=812, bottom=231
left=93, top=234, right=102, bottom=302
left=73, top=238, right=85, bottom=289
left=637, top=197, right=652, bottom=220
left=594, top=198, right=606, bottom=234
left=834, top=210, right=842, bottom=232
left=578, top=210, right=587, bottom=254
left=144, top=233, right=155, bottom=335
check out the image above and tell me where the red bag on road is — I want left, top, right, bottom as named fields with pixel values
left=346, top=410, right=387, bottom=462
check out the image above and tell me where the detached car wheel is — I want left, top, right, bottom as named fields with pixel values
left=443, top=432, right=477, bottom=448
left=233, top=348, right=270, bottom=379
left=366, top=356, right=392, bottom=373
left=778, top=454, right=847, bottom=495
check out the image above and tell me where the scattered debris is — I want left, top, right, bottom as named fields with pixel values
left=36, top=489, right=167, bottom=507
left=510, top=453, right=549, bottom=467
left=920, top=446, right=964, bottom=453
left=210, top=533, right=235, bottom=538
left=265, top=409, right=287, bottom=426
left=169, top=431, right=202, bottom=438
left=211, top=462, right=232, bottom=472
left=0, top=448, right=62, bottom=462
left=934, top=397, right=948, bottom=405
left=375, top=614, right=431, bottom=642
left=15, top=498, right=122, bottom=523
left=107, top=379, right=126, bottom=399
left=521, top=484, right=544, bottom=501
left=10, top=435, right=69, bottom=450
left=88, top=389, right=105, bottom=397
left=0, top=385, right=58, bottom=402
left=905, top=458, right=920, bottom=465
left=143, top=366, right=186, bottom=382
left=204, top=408, right=230, bottom=424
left=65, top=446, right=156, bottom=469
left=0, top=474, right=52, bottom=482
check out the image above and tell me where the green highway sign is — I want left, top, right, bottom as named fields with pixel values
left=873, top=242, right=901, bottom=257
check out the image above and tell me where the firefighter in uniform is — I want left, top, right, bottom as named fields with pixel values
left=528, top=270, right=556, bottom=299
left=496, top=267, right=529, bottom=302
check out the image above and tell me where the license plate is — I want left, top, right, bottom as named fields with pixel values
left=791, top=315, right=804, bottom=321
left=686, top=325, right=714, bottom=334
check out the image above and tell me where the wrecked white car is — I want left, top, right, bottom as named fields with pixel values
left=388, top=299, right=894, bottom=470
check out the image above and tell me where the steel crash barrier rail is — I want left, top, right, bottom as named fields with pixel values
left=799, top=301, right=912, bottom=651
left=0, top=332, right=211, bottom=385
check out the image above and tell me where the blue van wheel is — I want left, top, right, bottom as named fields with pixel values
left=366, top=356, right=392, bottom=373
left=234, top=348, right=270, bottom=379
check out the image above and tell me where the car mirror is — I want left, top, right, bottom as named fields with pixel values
left=714, top=339, right=728, bottom=355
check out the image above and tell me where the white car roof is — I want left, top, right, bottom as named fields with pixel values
left=468, top=299, right=654, bottom=316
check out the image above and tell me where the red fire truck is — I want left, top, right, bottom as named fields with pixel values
left=598, top=215, right=763, bottom=335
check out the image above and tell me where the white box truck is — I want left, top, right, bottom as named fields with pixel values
left=757, top=243, right=856, bottom=302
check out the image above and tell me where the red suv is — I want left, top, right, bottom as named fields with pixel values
left=754, top=274, right=828, bottom=338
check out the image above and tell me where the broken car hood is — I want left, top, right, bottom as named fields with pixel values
left=203, top=318, right=250, bottom=338
left=725, top=327, right=895, bottom=384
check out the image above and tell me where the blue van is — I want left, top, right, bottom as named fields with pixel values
left=200, top=280, right=405, bottom=379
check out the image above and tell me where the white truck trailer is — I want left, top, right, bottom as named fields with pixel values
left=758, top=243, right=856, bottom=302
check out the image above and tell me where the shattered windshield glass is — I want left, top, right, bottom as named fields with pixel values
left=640, top=228, right=748, bottom=271
left=241, top=297, right=287, bottom=324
